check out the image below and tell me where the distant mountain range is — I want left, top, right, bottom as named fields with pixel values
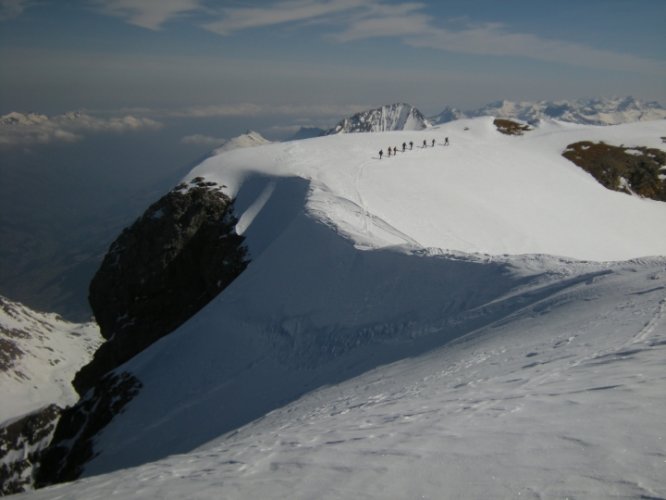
left=430, top=96, right=666, bottom=126
left=286, top=97, right=665, bottom=140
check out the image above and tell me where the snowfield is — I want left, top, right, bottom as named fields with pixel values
left=0, top=297, right=101, bottom=425
left=16, top=118, right=666, bottom=499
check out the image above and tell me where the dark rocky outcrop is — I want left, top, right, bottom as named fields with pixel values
left=73, top=179, right=249, bottom=394
left=35, top=372, right=141, bottom=487
left=34, top=178, right=249, bottom=489
left=0, top=404, right=61, bottom=495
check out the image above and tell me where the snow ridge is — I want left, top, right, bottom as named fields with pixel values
left=16, top=118, right=666, bottom=499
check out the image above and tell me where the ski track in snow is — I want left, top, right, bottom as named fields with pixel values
left=20, top=261, right=666, bottom=499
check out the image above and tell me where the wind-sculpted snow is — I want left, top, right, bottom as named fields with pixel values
left=20, top=259, right=666, bottom=499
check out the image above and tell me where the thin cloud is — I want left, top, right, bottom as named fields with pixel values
left=93, top=0, right=202, bottom=30
left=0, top=0, right=29, bottom=20
left=203, top=0, right=367, bottom=35
left=402, top=23, right=665, bottom=74
left=181, top=134, right=225, bottom=146
left=0, top=111, right=162, bottom=147
left=168, top=102, right=369, bottom=119
left=203, top=0, right=664, bottom=74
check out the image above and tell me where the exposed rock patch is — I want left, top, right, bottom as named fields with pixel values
left=0, top=404, right=61, bottom=495
left=35, top=372, right=141, bottom=487
left=494, top=118, right=531, bottom=136
left=563, top=141, right=666, bottom=201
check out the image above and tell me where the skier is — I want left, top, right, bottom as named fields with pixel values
left=423, top=139, right=427, bottom=148
left=432, top=139, right=435, bottom=147
left=393, top=146, right=397, bottom=155
left=387, top=147, right=391, bottom=157
left=379, top=149, right=383, bottom=160
left=409, top=141, right=413, bottom=150
left=402, top=142, right=406, bottom=152
left=444, top=137, right=449, bottom=146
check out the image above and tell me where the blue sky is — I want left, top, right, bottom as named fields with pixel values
left=1, top=0, right=664, bottom=123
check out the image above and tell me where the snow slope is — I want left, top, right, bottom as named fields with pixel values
left=0, top=296, right=101, bottom=424
left=16, top=118, right=666, bottom=498
left=19, top=259, right=666, bottom=499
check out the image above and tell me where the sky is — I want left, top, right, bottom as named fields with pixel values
left=0, top=0, right=664, bottom=319
left=1, top=0, right=665, bottom=136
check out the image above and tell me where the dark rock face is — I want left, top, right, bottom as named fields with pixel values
left=0, top=404, right=61, bottom=495
left=35, top=372, right=141, bottom=487
left=35, top=178, right=249, bottom=488
left=73, top=179, right=249, bottom=394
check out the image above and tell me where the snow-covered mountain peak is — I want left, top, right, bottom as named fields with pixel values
left=325, top=103, right=429, bottom=134
left=213, top=130, right=270, bottom=154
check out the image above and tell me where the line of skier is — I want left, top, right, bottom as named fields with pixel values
left=379, top=137, right=449, bottom=159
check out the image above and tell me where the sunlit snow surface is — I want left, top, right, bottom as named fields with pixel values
left=200, top=117, right=666, bottom=261
left=18, top=118, right=666, bottom=499
left=0, top=297, right=101, bottom=424
left=22, top=261, right=666, bottom=499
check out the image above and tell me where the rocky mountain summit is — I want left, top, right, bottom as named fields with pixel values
left=325, top=103, right=429, bottom=134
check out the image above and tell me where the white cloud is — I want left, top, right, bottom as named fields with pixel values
left=181, top=134, right=225, bottom=146
left=93, top=0, right=202, bottom=30
left=0, top=0, right=29, bottom=20
left=203, top=0, right=367, bottom=35
left=401, top=23, right=664, bottom=74
left=0, top=111, right=163, bottom=147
